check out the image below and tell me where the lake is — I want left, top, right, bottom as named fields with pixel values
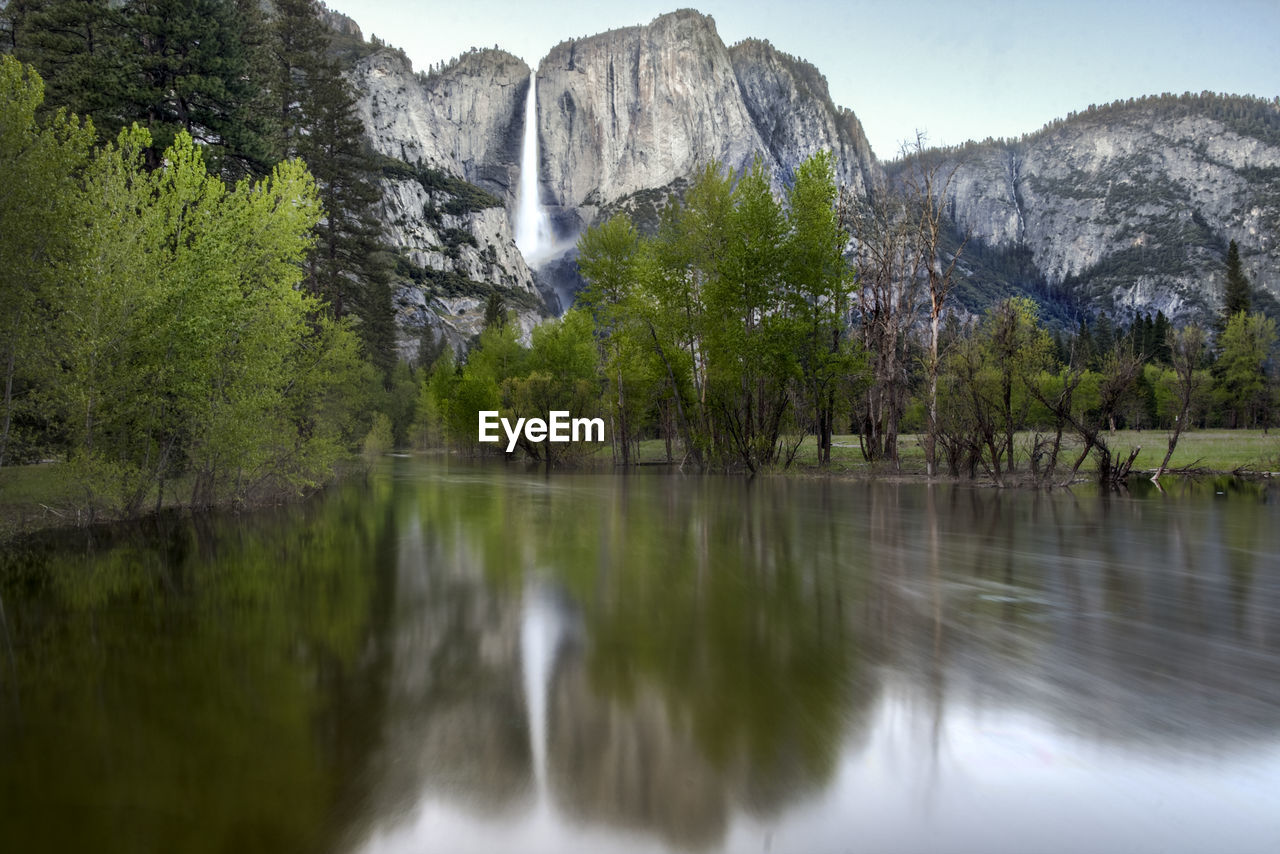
left=2, top=458, right=1279, bottom=853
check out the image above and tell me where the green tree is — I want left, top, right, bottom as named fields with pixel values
left=704, top=158, right=794, bottom=472
left=0, top=54, right=95, bottom=467
left=289, top=25, right=392, bottom=372
left=784, top=150, right=857, bottom=466
left=1213, top=311, right=1276, bottom=428
left=69, top=127, right=332, bottom=507
left=9, top=0, right=129, bottom=128
left=482, top=290, right=508, bottom=330
left=505, top=308, right=603, bottom=463
left=578, top=213, right=644, bottom=464
left=416, top=347, right=459, bottom=448
left=12, top=0, right=273, bottom=176
left=942, top=297, right=1052, bottom=485
left=126, top=0, right=272, bottom=175
left=1219, top=240, right=1252, bottom=331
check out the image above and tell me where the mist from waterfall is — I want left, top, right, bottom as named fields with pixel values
left=515, top=74, right=553, bottom=264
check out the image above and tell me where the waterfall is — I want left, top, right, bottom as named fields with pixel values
left=515, top=74, right=553, bottom=264
left=520, top=580, right=558, bottom=798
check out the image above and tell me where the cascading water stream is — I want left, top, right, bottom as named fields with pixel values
left=520, top=580, right=559, bottom=801
left=515, top=74, right=552, bottom=263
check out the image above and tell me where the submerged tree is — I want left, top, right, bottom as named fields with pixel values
left=1152, top=324, right=1206, bottom=480
left=846, top=180, right=921, bottom=466
left=573, top=153, right=855, bottom=471
left=900, top=133, right=966, bottom=477
left=784, top=150, right=858, bottom=466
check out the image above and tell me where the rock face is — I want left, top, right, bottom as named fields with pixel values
left=378, top=173, right=544, bottom=353
left=351, top=46, right=529, bottom=204
left=923, top=99, right=1280, bottom=322
left=535, top=10, right=880, bottom=236
left=318, top=5, right=362, bottom=39
left=337, top=8, right=1279, bottom=342
left=728, top=39, right=876, bottom=198
left=535, top=10, right=767, bottom=229
left=347, top=46, right=547, bottom=355
left=341, top=8, right=884, bottom=351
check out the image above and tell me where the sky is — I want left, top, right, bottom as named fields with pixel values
left=332, top=0, right=1280, bottom=161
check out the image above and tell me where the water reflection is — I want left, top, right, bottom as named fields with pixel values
left=0, top=480, right=398, bottom=853
left=3, top=463, right=1280, bottom=853
left=354, top=465, right=1280, bottom=854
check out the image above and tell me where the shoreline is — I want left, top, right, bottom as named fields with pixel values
left=4, top=441, right=1276, bottom=547
left=0, top=459, right=371, bottom=548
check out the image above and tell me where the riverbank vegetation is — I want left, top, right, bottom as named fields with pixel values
left=0, top=56, right=380, bottom=519
left=0, top=0, right=410, bottom=527
left=421, top=150, right=1278, bottom=486
left=3, top=3, right=1277, bottom=536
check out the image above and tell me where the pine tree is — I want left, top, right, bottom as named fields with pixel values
left=1092, top=312, right=1115, bottom=369
left=11, top=0, right=131, bottom=128
left=269, top=0, right=330, bottom=160
left=1219, top=240, right=1252, bottom=332
left=13, top=0, right=271, bottom=176
left=483, top=291, right=508, bottom=330
left=1073, top=318, right=1095, bottom=368
left=121, top=0, right=272, bottom=176
left=271, top=0, right=394, bottom=372
left=1152, top=311, right=1172, bottom=364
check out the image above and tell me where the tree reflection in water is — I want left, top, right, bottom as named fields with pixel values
left=2, top=461, right=1279, bottom=854
left=356, top=464, right=1280, bottom=854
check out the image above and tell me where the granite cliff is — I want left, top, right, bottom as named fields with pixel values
left=332, top=7, right=1279, bottom=350
left=921, top=96, right=1280, bottom=322
left=348, top=47, right=546, bottom=354
left=535, top=10, right=878, bottom=236
left=337, top=8, right=886, bottom=354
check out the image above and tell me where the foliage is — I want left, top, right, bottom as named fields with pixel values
left=0, top=58, right=371, bottom=516
left=939, top=298, right=1053, bottom=484
left=1219, top=240, right=1252, bottom=330
left=1213, top=312, right=1277, bottom=429
left=0, top=55, right=95, bottom=467
left=8, top=0, right=398, bottom=373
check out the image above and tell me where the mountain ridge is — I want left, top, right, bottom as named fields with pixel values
left=332, top=5, right=1279, bottom=354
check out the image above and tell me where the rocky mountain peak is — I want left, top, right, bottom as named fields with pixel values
left=728, top=37, right=876, bottom=194
left=534, top=7, right=878, bottom=240
left=536, top=6, right=765, bottom=226
left=335, top=6, right=1279, bottom=348
left=318, top=3, right=362, bottom=39
left=920, top=93, right=1280, bottom=322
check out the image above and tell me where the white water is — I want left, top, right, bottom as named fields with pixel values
left=515, top=75, right=553, bottom=264
left=520, top=580, right=560, bottom=799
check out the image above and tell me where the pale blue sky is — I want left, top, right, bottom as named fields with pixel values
left=334, top=0, right=1280, bottom=161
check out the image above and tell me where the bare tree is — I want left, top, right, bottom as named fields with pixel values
left=901, top=133, right=967, bottom=477
left=845, top=183, right=922, bottom=467
left=1153, top=324, right=1206, bottom=481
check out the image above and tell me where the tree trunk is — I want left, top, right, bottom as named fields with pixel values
left=0, top=347, right=15, bottom=469
left=926, top=312, right=939, bottom=477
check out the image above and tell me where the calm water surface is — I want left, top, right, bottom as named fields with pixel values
left=2, top=459, right=1279, bottom=853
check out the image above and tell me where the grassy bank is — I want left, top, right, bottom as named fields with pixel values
left=0, top=460, right=369, bottom=544
left=0, top=464, right=96, bottom=541
left=6, top=429, right=1276, bottom=540
left=633, top=429, right=1280, bottom=477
